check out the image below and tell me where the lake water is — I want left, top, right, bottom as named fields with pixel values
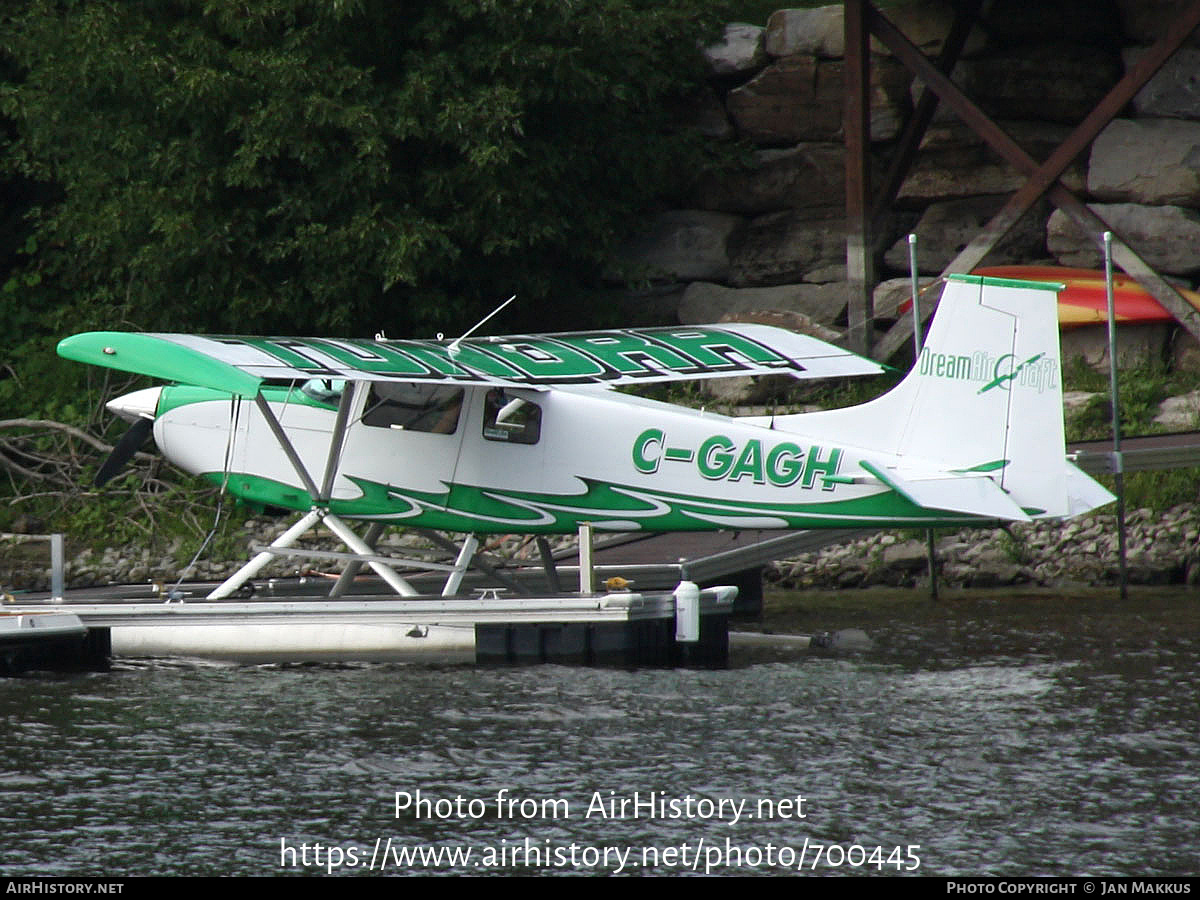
left=1, top=588, right=1197, bottom=876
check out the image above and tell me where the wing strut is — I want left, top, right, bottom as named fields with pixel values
left=253, top=392, right=320, bottom=499
left=319, top=382, right=357, bottom=502
left=205, top=386, right=523, bottom=600
left=207, top=386, right=421, bottom=599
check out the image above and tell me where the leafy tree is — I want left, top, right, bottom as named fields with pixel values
left=0, top=0, right=741, bottom=543
left=0, top=0, right=727, bottom=360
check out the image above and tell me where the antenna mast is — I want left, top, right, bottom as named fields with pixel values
left=448, top=295, right=517, bottom=353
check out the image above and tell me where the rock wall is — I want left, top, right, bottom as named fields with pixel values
left=768, top=505, right=1200, bottom=590
left=5, top=524, right=578, bottom=594
left=8, top=504, right=1199, bottom=594
left=614, top=0, right=1200, bottom=369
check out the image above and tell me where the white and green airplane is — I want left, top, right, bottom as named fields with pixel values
left=58, top=274, right=1113, bottom=599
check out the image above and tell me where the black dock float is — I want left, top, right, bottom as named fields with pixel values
left=0, top=613, right=108, bottom=675
left=475, top=612, right=729, bottom=668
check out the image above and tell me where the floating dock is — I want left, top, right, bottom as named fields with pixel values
left=0, top=612, right=91, bottom=675
left=1, top=527, right=865, bottom=672
left=391, top=527, right=873, bottom=615
left=5, top=583, right=733, bottom=668
left=9, top=586, right=737, bottom=669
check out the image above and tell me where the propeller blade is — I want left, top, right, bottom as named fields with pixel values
left=95, top=416, right=154, bottom=486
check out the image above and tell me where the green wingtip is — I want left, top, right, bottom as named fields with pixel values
left=57, top=332, right=263, bottom=397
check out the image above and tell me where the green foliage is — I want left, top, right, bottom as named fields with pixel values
left=1094, top=469, right=1200, bottom=514
left=1060, top=358, right=1200, bottom=511
left=0, top=333, right=151, bottom=425
left=0, top=435, right=254, bottom=557
left=0, top=0, right=730, bottom=347
left=792, top=369, right=906, bottom=411
left=59, top=482, right=253, bottom=558
left=1062, top=356, right=1187, bottom=441
left=0, top=0, right=744, bottom=551
left=997, top=527, right=1031, bottom=565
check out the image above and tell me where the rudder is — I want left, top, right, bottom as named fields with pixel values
left=748, top=274, right=1113, bottom=519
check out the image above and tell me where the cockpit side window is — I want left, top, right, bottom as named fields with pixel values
left=482, top=389, right=541, bottom=445
left=362, top=384, right=463, bottom=434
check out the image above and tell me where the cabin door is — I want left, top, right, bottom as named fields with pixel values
left=333, top=382, right=468, bottom=515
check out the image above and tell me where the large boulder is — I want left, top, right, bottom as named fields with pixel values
left=882, top=539, right=932, bottom=572
left=947, top=44, right=1121, bottom=124
left=727, top=56, right=836, bottom=144
left=1124, top=47, right=1200, bottom=119
left=1088, top=118, right=1200, bottom=206
left=765, top=2, right=988, bottom=60
left=1047, top=203, right=1200, bottom=274
left=597, top=284, right=690, bottom=328
left=678, top=281, right=848, bottom=327
left=691, top=143, right=852, bottom=215
left=1059, top=323, right=1171, bottom=370
left=1171, top=328, right=1200, bottom=373
left=726, top=55, right=911, bottom=145
left=875, top=0, right=990, bottom=57
left=898, top=121, right=1086, bottom=201
left=1154, top=390, right=1200, bottom=428
left=764, top=6, right=845, bottom=58
left=1116, top=0, right=1200, bottom=47
left=703, top=23, right=767, bottom=77
left=727, top=207, right=847, bottom=286
left=717, top=307, right=843, bottom=343
left=612, top=210, right=743, bottom=283
left=884, top=195, right=1049, bottom=273
left=873, top=276, right=940, bottom=321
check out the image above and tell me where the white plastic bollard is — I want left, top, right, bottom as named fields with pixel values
left=673, top=580, right=700, bottom=643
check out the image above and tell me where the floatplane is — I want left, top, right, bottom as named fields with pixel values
left=48, top=274, right=1113, bottom=663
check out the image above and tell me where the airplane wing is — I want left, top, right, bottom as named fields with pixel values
left=57, top=324, right=884, bottom=395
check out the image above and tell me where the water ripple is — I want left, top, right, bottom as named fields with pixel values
left=2, top=589, right=1198, bottom=875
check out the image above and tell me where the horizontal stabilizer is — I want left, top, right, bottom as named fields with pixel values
left=860, top=461, right=1032, bottom=522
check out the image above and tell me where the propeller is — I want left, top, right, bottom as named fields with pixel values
left=95, top=416, right=154, bottom=486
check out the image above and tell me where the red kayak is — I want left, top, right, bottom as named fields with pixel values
left=900, top=266, right=1200, bottom=328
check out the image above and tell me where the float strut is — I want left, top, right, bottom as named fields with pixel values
left=441, top=534, right=480, bottom=597
left=208, top=508, right=323, bottom=599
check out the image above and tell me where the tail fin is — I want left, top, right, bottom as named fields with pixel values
left=753, top=274, right=1114, bottom=519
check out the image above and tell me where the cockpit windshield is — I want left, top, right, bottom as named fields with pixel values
left=298, top=378, right=346, bottom=406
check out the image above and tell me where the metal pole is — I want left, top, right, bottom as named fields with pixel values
left=578, top=522, right=594, bottom=594
left=50, top=533, right=65, bottom=602
left=910, top=233, right=938, bottom=600
left=1104, top=231, right=1128, bottom=600
left=319, top=381, right=356, bottom=502
left=254, top=392, right=321, bottom=501
left=844, top=0, right=875, bottom=357
left=322, top=513, right=419, bottom=597
left=908, top=233, right=924, bottom=353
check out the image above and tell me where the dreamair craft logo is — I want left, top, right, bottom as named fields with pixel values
left=632, top=429, right=842, bottom=490
left=917, top=346, right=1059, bottom=394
